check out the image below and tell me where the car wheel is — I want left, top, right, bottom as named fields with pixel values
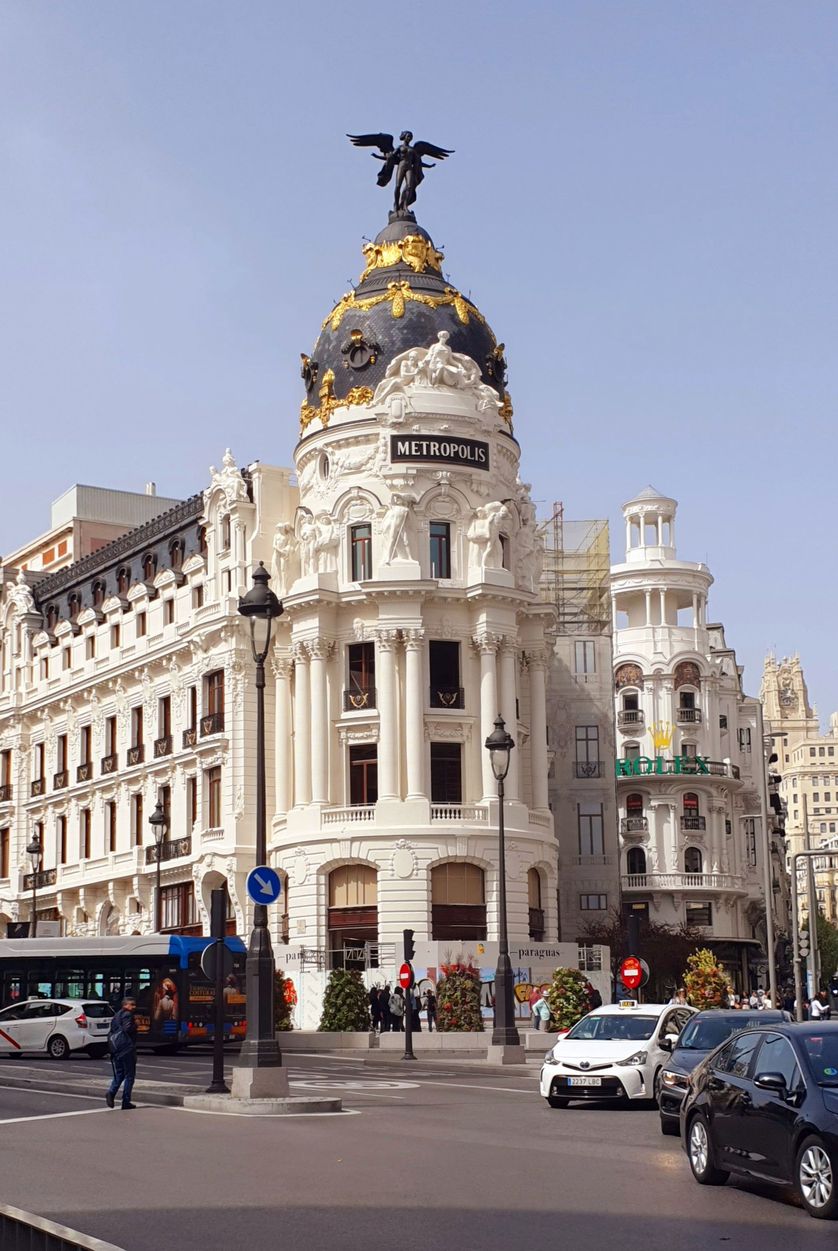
left=797, top=1135, right=838, bottom=1219
left=47, top=1035, right=70, bottom=1060
left=653, top=1069, right=663, bottom=1107
left=687, top=1114, right=729, bottom=1186
left=547, top=1094, right=569, bottom=1109
left=660, top=1114, right=679, bottom=1136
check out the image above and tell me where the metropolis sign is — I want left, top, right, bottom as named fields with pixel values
left=615, top=754, right=711, bottom=777
left=390, top=434, right=489, bottom=470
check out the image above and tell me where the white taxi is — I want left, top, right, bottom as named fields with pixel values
left=539, top=1000, right=695, bottom=1108
left=0, top=998, right=115, bottom=1059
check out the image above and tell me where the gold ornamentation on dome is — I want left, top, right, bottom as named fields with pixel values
left=321, top=282, right=488, bottom=333
left=498, top=392, right=513, bottom=424
left=359, top=235, right=444, bottom=282
left=299, top=373, right=374, bottom=435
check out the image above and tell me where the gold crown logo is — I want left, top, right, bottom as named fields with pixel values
left=650, top=721, right=674, bottom=750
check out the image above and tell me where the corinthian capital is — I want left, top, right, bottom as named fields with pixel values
left=374, top=628, right=401, bottom=651
left=471, top=631, right=503, bottom=656
left=402, top=628, right=425, bottom=650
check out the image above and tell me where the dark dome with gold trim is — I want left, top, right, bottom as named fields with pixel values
left=299, top=212, right=510, bottom=434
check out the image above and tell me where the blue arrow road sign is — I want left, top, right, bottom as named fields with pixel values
left=246, top=865, right=282, bottom=905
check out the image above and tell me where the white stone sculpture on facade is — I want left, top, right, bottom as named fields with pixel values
left=314, top=514, right=339, bottom=573
left=270, top=522, right=300, bottom=596
left=381, top=494, right=414, bottom=565
left=372, top=332, right=501, bottom=414
left=467, top=500, right=511, bottom=570
left=207, top=448, right=248, bottom=507
left=7, top=570, right=36, bottom=616
left=297, top=513, right=318, bottom=575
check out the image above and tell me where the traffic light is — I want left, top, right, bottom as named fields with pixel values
left=403, top=928, right=415, bottom=962
left=799, top=929, right=810, bottom=960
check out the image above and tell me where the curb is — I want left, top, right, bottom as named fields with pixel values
left=0, top=1073, right=190, bottom=1107
left=0, top=1202, right=127, bottom=1250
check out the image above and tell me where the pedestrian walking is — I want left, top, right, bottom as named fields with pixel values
left=810, top=989, right=831, bottom=1021
left=381, top=983, right=393, bottom=1032
left=424, top=989, right=437, bottom=1032
left=534, top=996, right=551, bottom=1029
left=369, top=986, right=382, bottom=1033
left=106, top=997, right=138, bottom=1110
left=529, top=987, right=543, bottom=1030
left=411, top=987, right=421, bottom=1032
left=389, top=986, right=405, bottom=1032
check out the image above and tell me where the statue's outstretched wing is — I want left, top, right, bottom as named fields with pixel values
left=347, top=133, right=398, bottom=186
left=347, top=133, right=395, bottom=155
left=413, top=141, right=454, bottom=162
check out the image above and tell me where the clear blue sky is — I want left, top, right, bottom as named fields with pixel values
left=2, top=2, right=836, bottom=717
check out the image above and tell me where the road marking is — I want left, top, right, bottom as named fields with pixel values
left=413, top=1079, right=535, bottom=1095
left=176, top=1105, right=361, bottom=1118
left=0, top=1106, right=119, bottom=1125
left=291, top=1079, right=419, bottom=1090
left=0, top=1086, right=109, bottom=1102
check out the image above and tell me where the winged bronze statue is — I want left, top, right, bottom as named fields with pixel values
left=347, top=130, right=454, bottom=214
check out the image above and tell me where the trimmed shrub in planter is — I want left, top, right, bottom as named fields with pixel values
left=318, top=968, right=371, bottom=1032
left=436, top=962, right=484, bottom=1032
left=683, top=947, right=731, bottom=1009
left=274, top=969, right=295, bottom=1031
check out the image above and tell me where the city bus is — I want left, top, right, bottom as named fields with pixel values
left=0, top=935, right=247, bottom=1051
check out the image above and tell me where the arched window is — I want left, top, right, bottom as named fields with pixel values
left=682, top=791, right=704, bottom=829
left=45, top=605, right=59, bottom=632
left=221, top=516, right=231, bottom=551
left=328, top=865, right=377, bottom=970
left=142, top=553, right=156, bottom=582
left=169, top=539, right=183, bottom=572
left=197, top=526, right=208, bottom=558
left=684, top=847, right=703, bottom=875
left=622, top=689, right=640, bottom=711
left=68, top=593, right=81, bottom=622
left=626, top=847, right=647, bottom=876
left=117, top=567, right=130, bottom=596
left=528, top=868, right=544, bottom=941
left=683, top=792, right=699, bottom=814
left=626, top=793, right=644, bottom=815
left=624, top=741, right=641, bottom=763
left=91, top=581, right=106, bottom=609
left=431, top=862, right=486, bottom=941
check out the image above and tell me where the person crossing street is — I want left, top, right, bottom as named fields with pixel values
left=106, top=996, right=139, bottom=1110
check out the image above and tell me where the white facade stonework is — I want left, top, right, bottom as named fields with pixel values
left=611, top=487, right=786, bottom=988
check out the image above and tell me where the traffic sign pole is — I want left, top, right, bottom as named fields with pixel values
left=206, top=888, right=229, bottom=1095
left=401, top=947, right=416, bottom=1061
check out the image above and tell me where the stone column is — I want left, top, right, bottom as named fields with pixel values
left=528, top=651, right=549, bottom=811
left=309, top=640, right=331, bottom=805
left=659, top=588, right=667, bottom=626
left=499, top=640, right=519, bottom=801
left=292, top=644, right=311, bottom=806
left=645, top=589, right=652, bottom=626
left=403, top=629, right=425, bottom=799
left=272, top=654, right=292, bottom=817
left=474, top=633, right=500, bottom=801
left=376, top=629, right=400, bottom=800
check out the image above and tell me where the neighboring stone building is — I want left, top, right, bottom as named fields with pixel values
left=762, top=654, right=838, bottom=922
left=610, top=487, right=787, bottom=991
left=0, top=202, right=561, bottom=980
left=542, top=508, right=621, bottom=940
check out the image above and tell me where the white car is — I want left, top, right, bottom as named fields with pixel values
left=0, top=998, right=115, bottom=1060
left=539, top=1000, right=695, bottom=1107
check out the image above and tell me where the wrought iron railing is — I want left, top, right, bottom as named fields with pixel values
left=30, top=778, right=45, bottom=797
left=53, top=770, right=68, bottom=790
left=343, top=688, right=376, bottom=711
left=146, top=835, right=192, bottom=865
left=681, top=815, right=707, bottom=831
left=200, top=712, right=225, bottom=737
left=575, top=761, right=604, bottom=778
left=76, top=763, right=92, bottom=783
left=23, top=867, right=57, bottom=890
left=183, top=727, right=198, bottom=748
left=154, top=735, right=173, bottom=758
left=101, top=753, right=118, bottom=775
left=0, top=784, right=11, bottom=803
left=127, top=745, right=144, bottom=766
left=620, top=816, right=649, bottom=834
left=676, top=708, right=702, bottom=724
left=429, top=686, right=464, bottom=709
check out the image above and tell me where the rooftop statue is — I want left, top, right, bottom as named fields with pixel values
left=347, top=131, right=453, bottom=214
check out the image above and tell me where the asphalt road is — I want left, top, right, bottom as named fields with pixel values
left=0, top=1051, right=832, bottom=1251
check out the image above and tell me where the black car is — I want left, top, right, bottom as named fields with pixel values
left=681, top=1022, right=838, bottom=1219
left=659, top=1009, right=788, bottom=1135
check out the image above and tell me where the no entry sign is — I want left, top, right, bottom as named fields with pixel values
left=399, top=963, right=413, bottom=990
left=620, top=956, right=643, bottom=991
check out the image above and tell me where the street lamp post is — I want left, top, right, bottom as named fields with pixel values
left=149, top=798, right=168, bottom=932
left=27, top=831, right=42, bottom=939
left=485, top=715, right=521, bottom=1049
left=234, top=562, right=284, bottom=1092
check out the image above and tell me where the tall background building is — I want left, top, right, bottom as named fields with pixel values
left=541, top=506, right=621, bottom=940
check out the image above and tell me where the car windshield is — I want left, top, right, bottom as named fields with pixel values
left=800, top=1032, right=838, bottom=1085
left=566, top=1014, right=658, bottom=1042
left=676, top=1014, right=778, bottom=1051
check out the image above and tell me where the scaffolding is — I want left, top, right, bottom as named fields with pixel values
left=541, top=502, right=611, bottom=635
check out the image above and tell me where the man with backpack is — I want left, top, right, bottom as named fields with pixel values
left=106, top=996, right=139, bottom=1110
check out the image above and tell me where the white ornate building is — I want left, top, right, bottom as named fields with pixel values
left=611, top=487, right=788, bottom=990
left=0, top=206, right=559, bottom=971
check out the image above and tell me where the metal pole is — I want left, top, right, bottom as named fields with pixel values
left=207, top=888, right=229, bottom=1094
left=756, top=712, right=777, bottom=1006
left=236, top=641, right=281, bottom=1072
left=403, top=971, right=415, bottom=1060
left=31, top=879, right=36, bottom=939
left=792, top=852, right=804, bottom=1022
left=803, top=795, right=820, bottom=996
left=492, top=777, right=520, bottom=1047
left=155, top=857, right=162, bottom=933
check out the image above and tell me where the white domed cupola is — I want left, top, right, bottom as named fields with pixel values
left=622, top=485, right=677, bottom=563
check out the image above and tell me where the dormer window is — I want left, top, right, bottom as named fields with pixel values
left=117, top=567, right=130, bottom=595
left=170, top=539, right=183, bottom=572
left=45, top=605, right=59, bottom=632
left=92, top=580, right=106, bottom=609
left=142, top=553, right=156, bottom=582
left=68, top=593, right=81, bottom=622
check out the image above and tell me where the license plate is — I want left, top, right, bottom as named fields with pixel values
left=568, top=1075, right=602, bottom=1086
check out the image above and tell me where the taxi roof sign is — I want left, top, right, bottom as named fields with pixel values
left=618, top=999, right=638, bottom=1010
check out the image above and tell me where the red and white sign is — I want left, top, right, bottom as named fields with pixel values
left=398, top=963, right=413, bottom=989
left=620, top=956, right=643, bottom=991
